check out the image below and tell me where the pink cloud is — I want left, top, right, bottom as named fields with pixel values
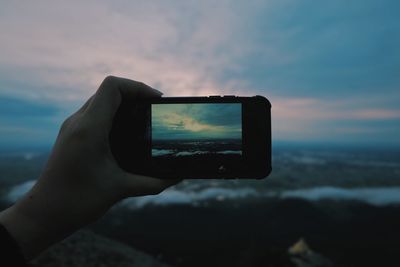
left=350, top=109, right=400, bottom=120
left=0, top=1, right=259, bottom=105
left=270, top=96, right=400, bottom=140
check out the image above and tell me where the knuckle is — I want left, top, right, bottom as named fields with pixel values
left=103, top=75, right=118, bottom=86
left=62, top=118, right=92, bottom=143
left=136, top=81, right=146, bottom=87
left=71, top=123, right=91, bottom=141
left=60, top=115, right=74, bottom=133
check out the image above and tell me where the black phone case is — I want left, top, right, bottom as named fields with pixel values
left=110, top=95, right=271, bottom=179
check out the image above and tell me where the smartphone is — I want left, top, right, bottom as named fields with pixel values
left=110, top=95, right=271, bottom=179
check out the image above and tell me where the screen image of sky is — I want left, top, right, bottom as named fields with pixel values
left=152, top=104, right=241, bottom=140
left=0, top=1, right=399, bottom=147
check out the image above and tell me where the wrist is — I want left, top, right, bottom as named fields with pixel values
left=0, top=186, right=78, bottom=260
left=0, top=203, right=43, bottom=260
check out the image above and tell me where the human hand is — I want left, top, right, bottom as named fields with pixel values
left=0, top=76, right=180, bottom=260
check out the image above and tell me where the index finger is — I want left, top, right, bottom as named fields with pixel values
left=85, top=76, right=162, bottom=128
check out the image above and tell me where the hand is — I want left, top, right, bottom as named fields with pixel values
left=0, top=76, right=180, bottom=260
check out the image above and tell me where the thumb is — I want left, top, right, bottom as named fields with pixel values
left=85, top=76, right=162, bottom=130
left=120, top=172, right=181, bottom=197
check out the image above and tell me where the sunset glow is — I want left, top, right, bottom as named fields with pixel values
left=0, top=1, right=399, bottom=146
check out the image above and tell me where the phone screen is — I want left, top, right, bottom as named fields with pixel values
left=151, top=103, right=242, bottom=160
left=110, top=96, right=270, bottom=178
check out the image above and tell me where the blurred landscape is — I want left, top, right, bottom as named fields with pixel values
left=151, top=139, right=242, bottom=176
left=1, top=144, right=400, bottom=267
left=152, top=139, right=242, bottom=157
left=1, top=1, right=398, bottom=266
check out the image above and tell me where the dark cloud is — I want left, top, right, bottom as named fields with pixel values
left=0, top=1, right=399, bottom=145
left=184, top=104, right=242, bottom=126
left=221, top=0, right=400, bottom=99
left=152, top=104, right=241, bottom=140
left=0, top=95, right=59, bottom=117
left=0, top=95, right=61, bottom=147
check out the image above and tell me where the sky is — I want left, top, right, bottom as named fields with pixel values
left=0, top=0, right=399, bottom=147
left=152, top=104, right=242, bottom=140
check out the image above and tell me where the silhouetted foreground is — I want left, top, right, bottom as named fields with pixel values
left=91, top=198, right=400, bottom=267
left=1, top=146, right=399, bottom=266
left=31, top=230, right=171, bottom=267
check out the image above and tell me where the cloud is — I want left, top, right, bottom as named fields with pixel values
left=235, top=0, right=400, bottom=98
left=0, top=95, right=58, bottom=117
left=272, top=97, right=400, bottom=121
left=158, top=113, right=225, bottom=133
left=0, top=1, right=399, bottom=145
left=351, top=109, right=400, bottom=120
left=152, top=103, right=241, bottom=140
left=271, top=96, right=400, bottom=142
left=0, top=1, right=257, bottom=146
left=0, top=95, right=62, bottom=146
left=0, top=1, right=257, bottom=104
left=281, top=186, right=400, bottom=206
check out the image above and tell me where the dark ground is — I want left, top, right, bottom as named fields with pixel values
left=2, top=146, right=400, bottom=266
left=91, top=198, right=400, bottom=267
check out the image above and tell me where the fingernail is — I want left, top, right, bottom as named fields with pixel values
left=152, top=87, right=163, bottom=96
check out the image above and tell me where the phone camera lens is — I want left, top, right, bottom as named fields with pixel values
left=218, top=165, right=227, bottom=173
